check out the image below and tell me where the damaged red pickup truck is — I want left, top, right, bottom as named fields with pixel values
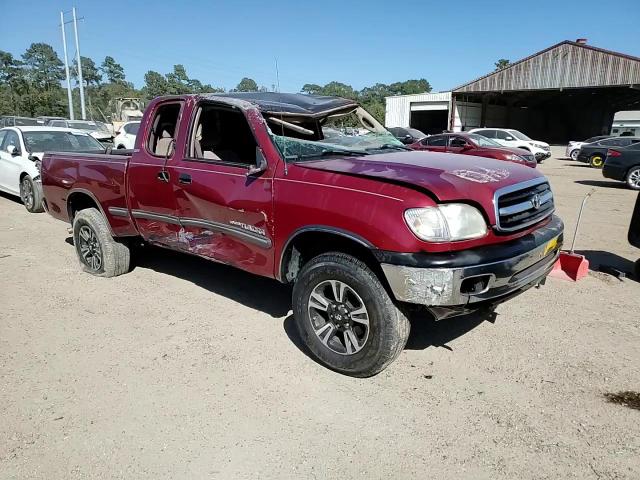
left=41, top=93, right=563, bottom=377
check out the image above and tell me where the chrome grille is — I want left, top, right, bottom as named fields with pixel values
left=494, top=178, right=554, bottom=232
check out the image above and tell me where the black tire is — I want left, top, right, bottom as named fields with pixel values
left=117, top=144, right=125, bottom=149
left=292, top=252, right=410, bottom=377
left=20, top=175, right=44, bottom=213
left=72, top=208, right=130, bottom=277
left=570, top=149, right=579, bottom=161
left=626, top=166, right=640, bottom=190
left=590, top=154, right=604, bottom=168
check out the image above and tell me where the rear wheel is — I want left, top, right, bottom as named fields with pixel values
left=626, top=166, right=640, bottom=190
left=72, top=208, right=130, bottom=277
left=292, top=252, right=410, bottom=377
left=590, top=154, right=604, bottom=168
left=20, top=175, right=44, bottom=213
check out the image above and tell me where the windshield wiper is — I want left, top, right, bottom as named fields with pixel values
left=366, top=144, right=412, bottom=152
left=289, top=149, right=370, bottom=161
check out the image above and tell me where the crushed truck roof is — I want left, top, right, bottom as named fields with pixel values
left=203, top=92, right=358, bottom=116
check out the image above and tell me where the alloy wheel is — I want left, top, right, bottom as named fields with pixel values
left=21, top=178, right=34, bottom=210
left=78, top=225, right=103, bottom=271
left=307, top=280, right=369, bottom=355
left=628, top=169, right=640, bottom=189
left=591, top=155, right=604, bottom=168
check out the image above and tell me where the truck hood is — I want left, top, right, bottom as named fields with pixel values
left=297, top=151, right=544, bottom=224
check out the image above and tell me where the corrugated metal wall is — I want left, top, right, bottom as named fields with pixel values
left=454, top=42, right=640, bottom=93
left=385, top=92, right=451, bottom=127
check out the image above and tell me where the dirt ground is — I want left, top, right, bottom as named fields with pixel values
left=1, top=147, right=639, bottom=479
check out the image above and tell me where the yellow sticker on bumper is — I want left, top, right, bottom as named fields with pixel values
left=543, top=236, right=559, bottom=256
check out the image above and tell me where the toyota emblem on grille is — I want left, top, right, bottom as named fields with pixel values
left=531, top=194, right=541, bottom=210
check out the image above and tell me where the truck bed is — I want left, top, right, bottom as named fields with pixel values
left=41, top=150, right=138, bottom=236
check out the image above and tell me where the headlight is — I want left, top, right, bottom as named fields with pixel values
left=404, top=204, right=487, bottom=242
left=505, top=153, right=528, bottom=163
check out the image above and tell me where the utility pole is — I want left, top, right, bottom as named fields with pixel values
left=72, top=7, right=86, bottom=120
left=60, top=11, right=74, bottom=120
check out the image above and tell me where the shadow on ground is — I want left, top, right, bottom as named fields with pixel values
left=575, top=249, right=639, bottom=282
left=66, top=241, right=293, bottom=318
left=574, top=179, right=627, bottom=189
left=0, top=190, right=22, bottom=205
left=283, top=306, right=494, bottom=367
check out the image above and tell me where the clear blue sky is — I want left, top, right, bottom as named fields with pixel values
left=1, top=0, right=639, bottom=92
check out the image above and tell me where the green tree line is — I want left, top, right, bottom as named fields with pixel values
left=1, top=42, right=432, bottom=124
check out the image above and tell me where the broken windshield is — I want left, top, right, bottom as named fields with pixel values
left=266, top=106, right=405, bottom=161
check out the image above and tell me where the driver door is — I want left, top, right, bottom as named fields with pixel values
left=171, top=101, right=275, bottom=276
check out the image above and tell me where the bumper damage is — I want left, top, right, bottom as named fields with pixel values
left=378, top=216, right=563, bottom=309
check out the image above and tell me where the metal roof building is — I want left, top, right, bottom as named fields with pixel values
left=386, top=40, right=640, bottom=143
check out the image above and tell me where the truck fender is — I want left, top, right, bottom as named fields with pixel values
left=278, top=225, right=375, bottom=282
left=66, top=188, right=116, bottom=236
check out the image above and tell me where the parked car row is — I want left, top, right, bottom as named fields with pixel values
left=0, top=115, right=123, bottom=145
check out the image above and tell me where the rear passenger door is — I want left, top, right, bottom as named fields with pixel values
left=126, top=100, right=184, bottom=247
left=170, top=101, right=275, bottom=275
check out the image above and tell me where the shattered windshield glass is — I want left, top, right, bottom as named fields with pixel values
left=267, top=106, right=406, bottom=161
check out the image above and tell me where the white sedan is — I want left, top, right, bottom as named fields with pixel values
left=0, top=126, right=105, bottom=212
left=469, top=128, right=551, bottom=162
left=113, top=121, right=140, bottom=149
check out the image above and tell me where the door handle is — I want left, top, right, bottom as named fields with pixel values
left=157, top=170, right=170, bottom=182
left=178, top=173, right=192, bottom=184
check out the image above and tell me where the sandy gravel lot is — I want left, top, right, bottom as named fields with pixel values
left=1, top=147, right=639, bottom=479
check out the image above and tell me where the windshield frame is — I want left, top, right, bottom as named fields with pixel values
left=507, top=129, right=531, bottom=141
left=266, top=105, right=404, bottom=162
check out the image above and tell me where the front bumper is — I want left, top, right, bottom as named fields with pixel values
left=535, top=151, right=551, bottom=161
left=377, top=216, right=563, bottom=307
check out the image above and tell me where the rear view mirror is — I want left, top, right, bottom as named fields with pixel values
left=247, top=147, right=268, bottom=176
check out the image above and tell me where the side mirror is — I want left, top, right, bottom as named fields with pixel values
left=7, top=145, right=20, bottom=156
left=461, top=144, right=473, bottom=151
left=505, top=136, right=514, bottom=141
left=247, top=147, right=268, bottom=176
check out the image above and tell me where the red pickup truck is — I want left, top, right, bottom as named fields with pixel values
left=41, top=93, right=563, bottom=377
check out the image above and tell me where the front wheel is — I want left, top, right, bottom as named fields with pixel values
left=72, top=208, right=131, bottom=277
left=590, top=154, right=604, bottom=168
left=626, top=166, right=640, bottom=190
left=20, top=175, right=44, bottom=213
left=292, top=253, right=410, bottom=377
left=570, top=149, right=579, bottom=161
